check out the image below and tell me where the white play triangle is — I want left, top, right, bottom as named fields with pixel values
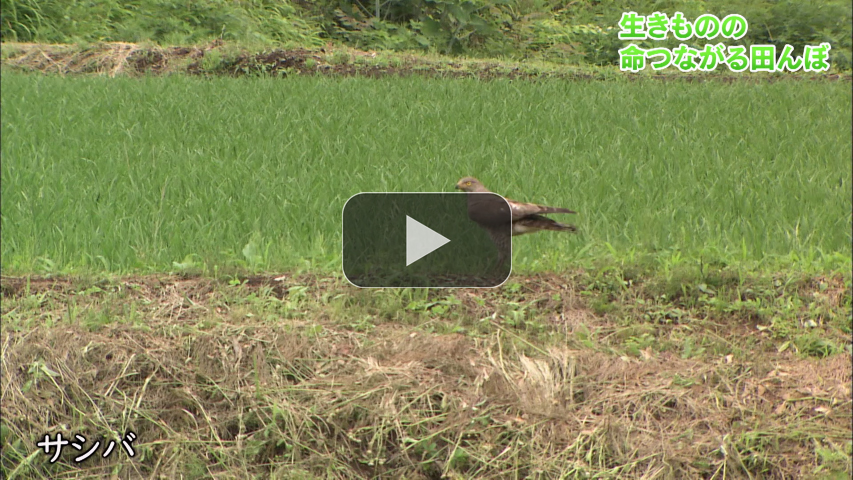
left=406, top=215, right=451, bottom=266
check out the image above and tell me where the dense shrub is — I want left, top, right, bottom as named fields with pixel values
left=1, top=0, right=850, bottom=69
left=0, top=0, right=323, bottom=46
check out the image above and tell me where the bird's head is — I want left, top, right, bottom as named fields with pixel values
left=455, top=176, right=488, bottom=192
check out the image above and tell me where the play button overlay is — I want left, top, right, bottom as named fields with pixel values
left=342, top=193, right=511, bottom=288
left=406, top=216, right=450, bottom=266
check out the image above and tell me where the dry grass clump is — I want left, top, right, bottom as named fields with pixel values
left=1, top=275, right=850, bottom=479
left=1, top=42, right=214, bottom=77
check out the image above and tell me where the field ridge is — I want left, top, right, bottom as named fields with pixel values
left=3, top=41, right=852, bottom=81
left=2, top=272, right=850, bottom=478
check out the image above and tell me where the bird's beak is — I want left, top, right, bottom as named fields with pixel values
left=454, top=184, right=462, bottom=190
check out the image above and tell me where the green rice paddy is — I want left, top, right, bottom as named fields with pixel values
left=2, top=72, right=850, bottom=274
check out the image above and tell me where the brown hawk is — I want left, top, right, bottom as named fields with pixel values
left=455, top=176, right=577, bottom=268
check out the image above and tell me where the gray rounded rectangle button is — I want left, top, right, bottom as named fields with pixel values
left=342, top=193, right=512, bottom=288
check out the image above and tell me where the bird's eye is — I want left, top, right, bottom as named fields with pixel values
left=466, top=181, right=471, bottom=186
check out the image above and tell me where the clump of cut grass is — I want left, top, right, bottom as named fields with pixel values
left=1, top=273, right=850, bottom=479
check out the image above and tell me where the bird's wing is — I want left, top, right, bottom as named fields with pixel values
left=466, top=192, right=511, bottom=226
left=506, top=197, right=576, bottom=221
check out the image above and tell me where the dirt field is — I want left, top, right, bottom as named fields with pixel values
left=1, top=273, right=850, bottom=479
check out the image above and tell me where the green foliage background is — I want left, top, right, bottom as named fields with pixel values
left=1, top=0, right=850, bottom=69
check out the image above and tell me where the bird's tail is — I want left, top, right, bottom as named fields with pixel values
left=513, top=215, right=577, bottom=235
left=543, top=221, right=577, bottom=232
